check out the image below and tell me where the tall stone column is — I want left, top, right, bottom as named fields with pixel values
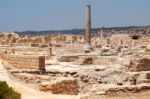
left=84, top=4, right=92, bottom=52
left=85, top=4, right=91, bottom=45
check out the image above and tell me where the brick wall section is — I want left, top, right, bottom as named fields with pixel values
left=2, top=54, right=45, bottom=71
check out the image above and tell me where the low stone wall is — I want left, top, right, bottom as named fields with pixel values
left=128, top=58, right=150, bottom=72
left=96, top=56, right=118, bottom=65
left=39, top=77, right=78, bottom=95
left=75, top=56, right=118, bottom=65
left=2, top=54, right=45, bottom=71
left=57, top=55, right=79, bottom=62
left=80, top=84, right=150, bottom=99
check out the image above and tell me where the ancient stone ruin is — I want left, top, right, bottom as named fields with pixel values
left=0, top=4, right=150, bottom=99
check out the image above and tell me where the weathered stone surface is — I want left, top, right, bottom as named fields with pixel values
left=128, top=58, right=150, bottom=72
left=57, top=55, right=78, bottom=62
left=75, top=56, right=96, bottom=65
left=137, top=72, right=150, bottom=84
left=39, top=77, right=78, bottom=95
left=2, top=54, right=45, bottom=71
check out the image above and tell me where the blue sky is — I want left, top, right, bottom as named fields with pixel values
left=0, top=0, right=150, bottom=32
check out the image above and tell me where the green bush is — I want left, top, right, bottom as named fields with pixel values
left=0, top=81, right=21, bottom=99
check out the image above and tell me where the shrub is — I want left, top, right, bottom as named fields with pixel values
left=0, top=81, right=21, bottom=99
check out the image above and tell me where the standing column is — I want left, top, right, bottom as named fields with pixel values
left=84, top=4, right=92, bottom=53
left=85, top=4, right=91, bottom=46
left=47, top=47, right=52, bottom=59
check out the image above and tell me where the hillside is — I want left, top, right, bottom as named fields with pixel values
left=14, top=25, right=150, bottom=36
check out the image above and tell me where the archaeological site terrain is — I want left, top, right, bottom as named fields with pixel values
left=0, top=4, right=150, bottom=99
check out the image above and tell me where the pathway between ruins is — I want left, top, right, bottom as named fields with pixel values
left=0, top=60, right=79, bottom=99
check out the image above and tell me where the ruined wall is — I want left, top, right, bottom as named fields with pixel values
left=128, top=58, right=150, bottom=72
left=39, top=77, right=78, bottom=95
left=2, top=54, right=45, bottom=71
left=75, top=56, right=119, bottom=65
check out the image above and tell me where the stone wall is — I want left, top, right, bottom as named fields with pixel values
left=128, top=58, right=150, bottom=72
left=2, top=54, right=45, bottom=71
left=75, top=56, right=119, bottom=65
left=39, top=77, right=78, bottom=95
left=57, top=55, right=79, bottom=62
